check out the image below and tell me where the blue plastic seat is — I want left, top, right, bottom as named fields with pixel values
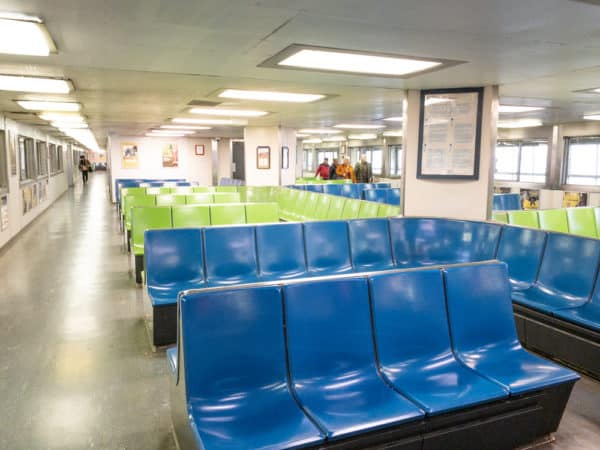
left=256, top=223, right=307, bottom=281
left=554, top=277, right=600, bottom=332
left=369, top=269, right=508, bottom=415
left=283, top=278, right=424, bottom=440
left=375, top=183, right=391, bottom=189
left=179, top=286, right=324, bottom=450
left=389, top=218, right=501, bottom=268
left=145, top=228, right=205, bottom=306
left=363, top=188, right=387, bottom=204
left=306, top=184, right=323, bottom=193
left=444, top=262, right=579, bottom=395
left=323, top=184, right=342, bottom=196
left=166, top=346, right=177, bottom=376
left=386, top=188, right=401, bottom=206
left=203, top=226, right=259, bottom=286
left=303, top=221, right=352, bottom=275
left=493, top=193, right=521, bottom=211
left=511, top=233, right=600, bottom=312
left=495, top=226, right=547, bottom=291
left=340, top=183, right=360, bottom=199
left=348, top=218, right=394, bottom=272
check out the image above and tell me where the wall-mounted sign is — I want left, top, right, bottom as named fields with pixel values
left=257, top=146, right=271, bottom=169
left=563, top=191, right=587, bottom=208
left=417, top=87, right=483, bottom=180
left=195, top=144, right=205, bottom=156
left=281, top=146, right=289, bottom=169
left=121, top=143, right=139, bottom=169
left=162, top=143, right=179, bottom=167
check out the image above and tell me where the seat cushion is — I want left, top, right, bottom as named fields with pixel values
left=512, top=287, right=589, bottom=313
left=148, top=281, right=204, bottom=306
left=553, top=303, right=600, bottom=332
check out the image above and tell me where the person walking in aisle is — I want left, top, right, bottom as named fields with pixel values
left=336, top=158, right=355, bottom=182
left=354, top=154, right=373, bottom=183
left=78, top=154, right=91, bottom=184
left=329, top=158, right=339, bottom=180
left=315, top=157, right=330, bottom=179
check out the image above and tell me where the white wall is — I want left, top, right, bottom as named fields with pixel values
left=108, top=135, right=213, bottom=202
left=217, top=138, right=232, bottom=181
left=243, top=127, right=296, bottom=186
left=0, top=117, right=70, bottom=250
left=280, top=127, right=297, bottom=186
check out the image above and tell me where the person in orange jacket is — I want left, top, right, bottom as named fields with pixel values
left=336, top=158, right=356, bottom=183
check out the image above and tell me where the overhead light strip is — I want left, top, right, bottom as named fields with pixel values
left=219, top=89, right=325, bottom=103
left=17, top=100, right=81, bottom=111
left=0, top=75, right=72, bottom=93
left=189, top=107, right=268, bottom=117
left=0, top=13, right=56, bottom=56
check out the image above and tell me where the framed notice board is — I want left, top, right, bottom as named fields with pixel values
left=417, top=87, right=483, bottom=180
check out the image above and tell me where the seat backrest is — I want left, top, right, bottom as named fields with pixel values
left=131, top=206, right=173, bottom=255
left=370, top=268, right=452, bottom=369
left=386, top=188, right=401, bottom=206
left=358, top=201, right=380, bottom=218
left=172, top=205, right=211, bottom=227
left=566, top=207, right=597, bottom=238
left=192, top=186, right=215, bottom=193
left=124, top=195, right=157, bottom=229
left=536, top=233, right=600, bottom=300
left=245, top=202, right=280, bottom=224
left=367, top=188, right=388, bottom=204
left=341, top=199, right=361, bottom=219
left=303, top=221, right=352, bottom=274
left=213, top=192, right=241, bottom=203
left=312, top=195, right=332, bottom=220
left=444, top=262, right=520, bottom=355
left=326, top=196, right=346, bottom=220
left=323, top=184, right=342, bottom=196
left=120, top=187, right=147, bottom=211
left=390, top=218, right=501, bottom=268
left=283, top=277, right=377, bottom=381
left=363, top=189, right=377, bottom=202
left=377, top=204, right=401, bottom=217
left=340, top=183, right=360, bottom=199
left=203, top=225, right=259, bottom=285
left=145, top=228, right=204, bottom=286
left=156, top=194, right=186, bottom=207
left=538, top=209, right=568, bottom=233
left=215, top=186, right=238, bottom=193
left=210, top=204, right=246, bottom=225
left=146, top=187, right=171, bottom=195
left=495, top=226, right=547, bottom=288
left=172, top=186, right=193, bottom=195
left=185, top=193, right=213, bottom=204
left=306, top=184, right=324, bottom=193
left=507, top=210, right=539, bottom=228
left=292, top=190, right=308, bottom=214
left=595, top=207, right=600, bottom=238
left=300, top=192, right=320, bottom=219
left=180, top=285, right=288, bottom=398
left=348, top=218, right=394, bottom=271
left=492, top=212, right=508, bottom=223
left=256, top=223, right=307, bottom=280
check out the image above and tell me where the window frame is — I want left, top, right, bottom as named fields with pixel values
left=19, top=135, right=38, bottom=184
left=494, top=139, right=549, bottom=187
left=562, top=136, right=600, bottom=189
left=36, top=140, right=49, bottom=178
left=349, top=145, right=384, bottom=176
left=0, top=130, right=8, bottom=193
left=388, top=144, right=403, bottom=178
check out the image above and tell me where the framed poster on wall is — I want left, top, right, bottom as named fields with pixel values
left=257, top=146, right=271, bottom=169
left=162, top=143, right=178, bottom=167
left=281, top=146, right=289, bottom=169
left=417, top=87, right=483, bottom=180
left=121, top=143, right=139, bottom=169
left=195, top=144, right=205, bottom=156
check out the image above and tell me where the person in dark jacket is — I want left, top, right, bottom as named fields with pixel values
left=354, top=154, right=373, bottom=183
left=329, top=158, right=339, bottom=180
left=315, top=157, right=330, bottom=179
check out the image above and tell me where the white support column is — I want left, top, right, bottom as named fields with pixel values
left=243, top=126, right=296, bottom=186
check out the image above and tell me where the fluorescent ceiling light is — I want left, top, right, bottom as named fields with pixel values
left=298, top=128, right=342, bottom=134
left=498, top=119, right=543, bottom=128
left=583, top=114, right=600, bottom=121
left=296, top=133, right=310, bottom=138
left=303, top=138, right=322, bottom=144
left=499, top=105, right=544, bottom=113
left=189, top=107, right=268, bottom=117
left=334, top=123, right=385, bottom=130
left=146, top=133, right=186, bottom=138
left=60, top=128, right=99, bottom=152
left=219, top=89, right=324, bottom=103
left=149, top=130, right=195, bottom=135
left=16, top=100, right=81, bottom=111
left=39, top=112, right=84, bottom=123
left=276, top=48, right=441, bottom=76
left=383, top=130, right=403, bottom=137
left=161, top=125, right=212, bottom=130
left=51, top=122, right=88, bottom=129
left=348, top=133, right=378, bottom=140
left=0, top=14, right=56, bottom=56
left=172, top=117, right=246, bottom=125
left=383, top=116, right=403, bottom=122
left=323, top=135, right=347, bottom=142
left=0, top=75, right=72, bottom=93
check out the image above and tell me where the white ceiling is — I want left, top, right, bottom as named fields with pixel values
left=0, top=0, right=600, bottom=147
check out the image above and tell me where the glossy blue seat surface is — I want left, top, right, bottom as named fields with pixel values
left=145, top=228, right=205, bottom=306
left=303, top=221, right=353, bottom=275
left=511, top=233, right=600, bottom=312
left=203, top=226, right=260, bottom=286
left=283, top=278, right=424, bottom=440
left=386, top=188, right=401, bottom=206
left=495, top=226, right=547, bottom=291
left=369, top=269, right=508, bottom=415
left=389, top=218, right=501, bottom=268
left=340, top=183, right=361, bottom=199
left=323, top=184, right=342, bottom=196
left=493, top=193, right=521, bottom=211
left=348, top=218, right=394, bottom=272
left=306, top=184, right=324, bottom=193
left=166, top=346, right=177, bottom=376
left=363, top=188, right=388, bottom=204
left=256, top=223, right=307, bottom=281
left=181, top=286, right=324, bottom=450
left=444, top=263, right=579, bottom=395
left=554, top=279, right=600, bottom=332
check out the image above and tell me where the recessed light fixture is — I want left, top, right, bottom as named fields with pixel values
left=334, top=124, right=385, bottom=130
left=51, top=122, right=88, bottom=129
left=583, top=114, right=600, bottom=121
left=161, top=125, right=212, bottom=130
left=146, top=133, right=186, bottom=138
left=348, top=133, right=378, bottom=140
left=219, top=88, right=325, bottom=103
left=60, top=128, right=100, bottom=151
left=323, top=135, right=347, bottom=142
left=296, top=133, right=310, bottom=138
left=172, top=117, right=245, bottom=125
left=498, top=119, right=543, bottom=128
left=302, top=138, right=322, bottom=144
left=383, top=117, right=403, bottom=122
left=39, top=112, right=84, bottom=123
left=261, top=44, right=462, bottom=78
left=189, top=107, right=268, bottom=117
left=0, top=12, right=56, bottom=56
left=0, top=75, right=72, bottom=93
left=383, top=130, right=403, bottom=137
left=298, top=128, right=342, bottom=134
left=16, top=100, right=81, bottom=112
left=149, top=130, right=195, bottom=135
left=498, top=105, right=544, bottom=113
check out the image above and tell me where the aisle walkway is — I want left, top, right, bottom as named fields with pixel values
left=0, top=173, right=175, bottom=450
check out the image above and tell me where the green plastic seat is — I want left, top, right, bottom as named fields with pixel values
left=124, top=195, right=156, bottom=231
left=492, top=212, right=509, bottom=223
left=313, top=195, right=332, bottom=220
left=172, top=186, right=193, bottom=195
left=245, top=202, right=280, bottom=224
left=377, top=204, right=401, bottom=218
left=156, top=194, right=186, bottom=207
left=326, top=197, right=346, bottom=220
left=186, top=193, right=213, bottom=204
left=289, top=190, right=308, bottom=221
left=120, top=187, right=147, bottom=213
left=538, top=209, right=569, bottom=233
left=210, top=203, right=246, bottom=225
left=213, top=192, right=241, bottom=203
left=595, top=208, right=600, bottom=238
left=299, top=192, right=319, bottom=220
left=146, top=187, right=171, bottom=195
left=566, top=207, right=597, bottom=238
left=341, top=199, right=361, bottom=219
left=244, top=186, right=270, bottom=203
left=358, top=201, right=379, bottom=218
left=172, top=205, right=211, bottom=227
left=507, top=210, right=539, bottom=228
left=280, top=189, right=299, bottom=221
left=215, top=186, right=238, bottom=193
left=131, top=206, right=173, bottom=255
left=192, top=186, right=215, bottom=193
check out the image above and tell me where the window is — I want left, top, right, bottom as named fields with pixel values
left=303, top=149, right=314, bottom=171
left=494, top=140, right=548, bottom=183
left=20, top=136, right=37, bottom=182
left=350, top=146, right=383, bottom=175
left=389, top=145, right=403, bottom=177
left=565, top=137, right=600, bottom=186
left=36, top=141, right=48, bottom=177
left=316, top=149, right=338, bottom=166
left=0, top=130, right=7, bottom=191
left=57, top=145, right=63, bottom=172
left=49, top=144, right=64, bottom=174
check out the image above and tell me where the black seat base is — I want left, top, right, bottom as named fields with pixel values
left=514, top=304, right=600, bottom=381
left=152, top=303, right=177, bottom=347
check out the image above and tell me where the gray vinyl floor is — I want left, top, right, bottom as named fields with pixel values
left=0, top=173, right=598, bottom=449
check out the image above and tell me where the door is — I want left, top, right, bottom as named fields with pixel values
left=232, top=141, right=245, bottom=182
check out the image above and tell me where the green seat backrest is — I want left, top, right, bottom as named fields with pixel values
left=300, top=192, right=320, bottom=219
left=327, top=196, right=346, bottom=220
left=120, top=187, right=147, bottom=212
left=385, top=205, right=401, bottom=217
left=131, top=206, right=173, bottom=255
left=172, top=205, right=211, bottom=227
left=172, top=186, right=193, bottom=195
left=243, top=186, right=270, bottom=203
left=146, top=187, right=171, bottom=195
left=507, top=210, right=539, bottom=228
left=341, top=199, right=361, bottom=219
left=331, top=179, right=350, bottom=184
left=156, top=194, right=186, bottom=207
left=213, top=192, right=241, bottom=203
left=280, top=188, right=297, bottom=212
left=125, top=195, right=156, bottom=230
left=538, top=209, right=568, bottom=233
left=313, top=195, right=332, bottom=220
left=245, top=203, right=280, bottom=224
left=566, top=207, right=597, bottom=238
left=210, top=203, right=246, bottom=225
left=186, top=193, right=213, bottom=204
left=491, top=212, right=509, bottom=223
left=595, top=208, right=600, bottom=238
left=192, top=186, right=215, bottom=193
left=215, top=186, right=238, bottom=193
left=358, top=201, right=379, bottom=219
left=292, top=190, right=308, bottom=216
